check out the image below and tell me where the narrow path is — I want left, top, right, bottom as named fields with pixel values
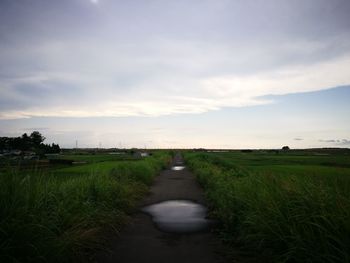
left=95, top=153, right=225, bottom=263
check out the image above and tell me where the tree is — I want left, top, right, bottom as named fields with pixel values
left=51, top=143, right=60, bottom=153
left=20, top=133, right=32, bottom=151
left=0, top=131, right=60, bottom=155
left=30, top=131, right=45, bottom=146
left=282, top=146, right=290, bottom=151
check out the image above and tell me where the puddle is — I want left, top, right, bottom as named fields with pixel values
left=142, top=200, right=211, bottom=233
left=171, top=166, right=185, bottom=171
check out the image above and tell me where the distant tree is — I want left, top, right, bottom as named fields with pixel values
left=21, top=133, right=32, bottom=151
left=44, top=143, right=61, bottom=154
left=282, top=146, right=290, bottom=151
left=30, top=131, right=45, bottom=146
left=0, top=137, right=6, bottom=151
left=0, top=131, right=60, bottom=155
left=12, top=137, right=23, bottom=150
left=53, top=143, right=61, bottom=153
left=130, top=148, right=138, bottom=154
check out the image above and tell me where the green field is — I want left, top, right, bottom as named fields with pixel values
left=48, top=152, right=135, bottom=163
left=184, top=150, right=350, bottom=263
left=2, top=149, right=350, bottom=262
left=0, top=151, right=135, bottom=171
left=0, top=151, right=171, bottom=262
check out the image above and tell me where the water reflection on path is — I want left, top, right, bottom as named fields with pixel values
left=171, top=166, right=186, bottom=171
left=142, top=200, right=211, bottom=233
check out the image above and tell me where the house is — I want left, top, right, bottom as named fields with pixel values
left=133, top=151, right=149, bottom=158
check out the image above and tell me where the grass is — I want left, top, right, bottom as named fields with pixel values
left=0, top=151, right=170, bottom=262
left=184, top=150, right=350, bottom=262
left=47, top=153, right=134, bottom=163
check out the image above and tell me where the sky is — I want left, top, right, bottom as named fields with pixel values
left=0, top=0, right=350, bottom=148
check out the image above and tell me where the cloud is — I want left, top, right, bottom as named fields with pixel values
left=21, top=127, right=49, bottom=131
left=294, top=138, right=303, bottom=141
left=1, top=1, right=350, bottom=119
left=319, top=139, right=336, bottom=143
left=340, top=139, right=350, bottom=145
left=319, top=139, right=350, bottom=145
left=1, top=47, right=349, bottom=119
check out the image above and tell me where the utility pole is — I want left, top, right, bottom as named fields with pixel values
left=75, top=140, right=78, bottom=149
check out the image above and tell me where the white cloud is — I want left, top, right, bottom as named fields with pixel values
left=200, top=55, right=350, bottom=98
left=1, top=1, right=350, bottom=120
left=1, top=37, right=349, bottom=120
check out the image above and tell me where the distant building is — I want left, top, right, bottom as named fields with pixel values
left=133, top=151, right=149, bottom=158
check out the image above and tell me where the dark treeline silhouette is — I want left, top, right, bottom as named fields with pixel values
left=0, top=131, right=60, bottom=155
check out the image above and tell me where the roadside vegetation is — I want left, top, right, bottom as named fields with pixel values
left=184, top=150, right=350, bottom=262
left=0, top=150, right=170, bottom=262
left=0, top=131, right=60, bottom=156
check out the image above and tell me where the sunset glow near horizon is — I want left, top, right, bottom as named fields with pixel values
left=1, top=0, right=350, bottom=148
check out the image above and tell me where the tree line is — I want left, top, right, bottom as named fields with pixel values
left=0, top=131, right=60, bottom=154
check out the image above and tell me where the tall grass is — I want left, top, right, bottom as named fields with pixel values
left=0, top=152, right=170, bottom=262
left=185, top=152, right=350, bottom=262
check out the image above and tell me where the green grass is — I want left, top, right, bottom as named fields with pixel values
left=0, top=151, right=170, bottom=262
left=184, top=150, right=350, bottom=262
left=48, top=153, right=134, bottom=163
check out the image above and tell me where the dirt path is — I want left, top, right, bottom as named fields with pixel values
left=95, top=153, right=225, bottom=263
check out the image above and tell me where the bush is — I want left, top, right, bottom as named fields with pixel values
left=0, top=151, right=170, bottom=262
left=185, top=152, right=350, bottom=262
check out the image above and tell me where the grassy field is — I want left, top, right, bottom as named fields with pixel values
left=0, top=151, right=171, bottom=262
left=47, top=152, right=135, bottom=163
left=0, top=151, right=135, bottom=171
left=184, top=149, right=350, bottom=263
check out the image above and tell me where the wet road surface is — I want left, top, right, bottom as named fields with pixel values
left=95, top=153, right=224, bottom=263
left=142, top=200, right=211, bottom=233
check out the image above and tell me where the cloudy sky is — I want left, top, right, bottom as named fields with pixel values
left=0, top=0, right=350, bottom=148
